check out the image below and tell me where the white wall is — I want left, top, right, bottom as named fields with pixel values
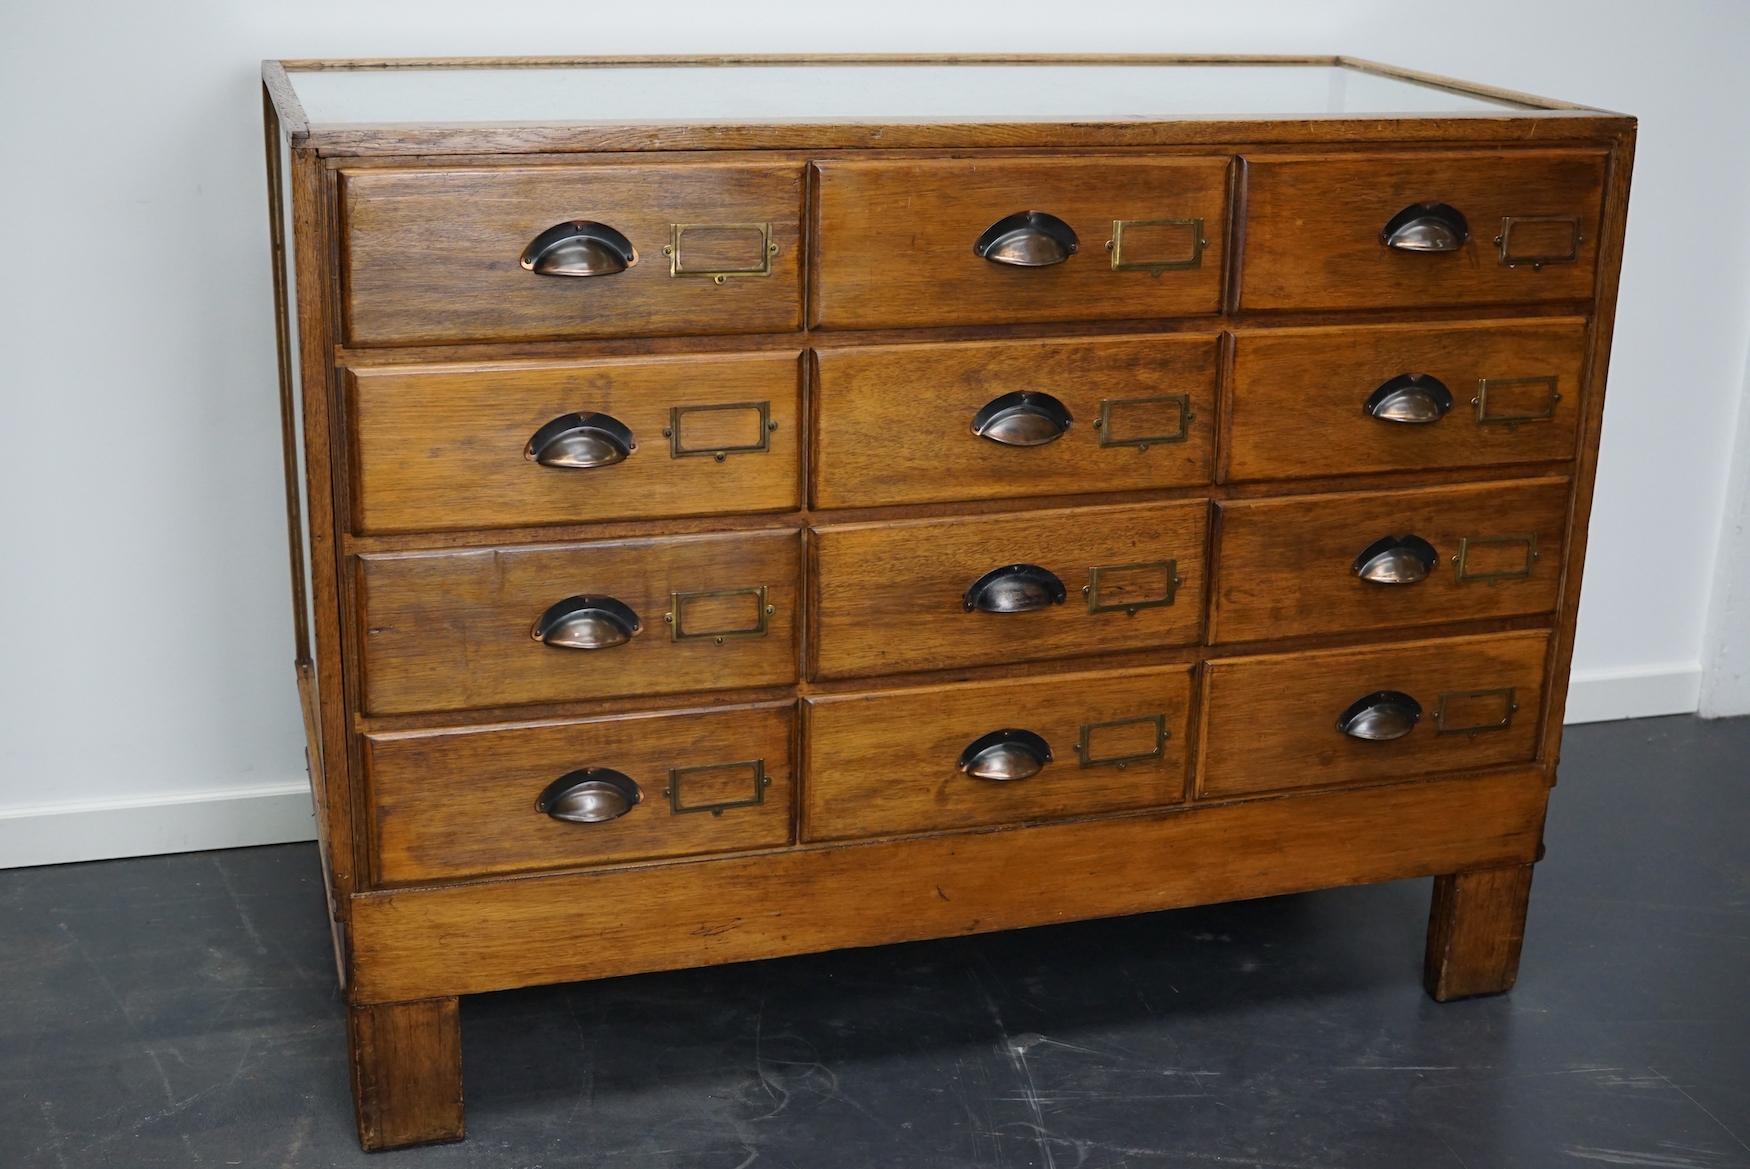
left=2, top=1, right=1747, bottom=867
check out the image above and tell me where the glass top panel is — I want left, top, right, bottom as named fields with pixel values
left=288, top=62, right=1532, bottom=125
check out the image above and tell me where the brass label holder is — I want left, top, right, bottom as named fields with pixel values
left=1075, top=713, right=1169, bottom=770
left=1434, top=688, right=1519, bottom=737
left=1084, top=560, right=1182, bottom=616
left=1475, top=376, right=1562, bottom=428
left=1095, top=393, right=1194, bottom=450
left=1454, top=534, right=1540, bottom=584
left=665, top=759, right=771, bottom=816
left=1494, top=215, right=1582, bottom=271
left=665, top=585, right=775, bottom=644
left=666, top=400, right=776, bottom=461
left=663, top=222, right=778, bottom=283
left=1106, top=217, right=1207, bottom=274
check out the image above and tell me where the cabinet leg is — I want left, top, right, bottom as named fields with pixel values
left=347, top=997, right=464, bottom=1151
left=1423, top=864, right=1535, bottom=1002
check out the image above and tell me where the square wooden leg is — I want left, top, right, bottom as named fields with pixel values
left=1424, top=864, right=1535, bottom=1002
left=347, top=997, right=465, bottom=1151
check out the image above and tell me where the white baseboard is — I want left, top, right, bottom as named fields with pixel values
left=1562, top=662, right=1703, bottom=724
left=0, top=666, right=1705, bottom=869
left=0, top=780, right=317, bottom=869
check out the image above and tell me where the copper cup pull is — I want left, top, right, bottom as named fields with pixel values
left=535, top=768, right=641, bottom=823
left=964, top=564, right=1067, bottom=614
left=974, top=211, right=1079, bottom=267
left=971, top=391, right=1073, bottom=447
left=1337, top=691, right=1423, bottom=741
left=531, top=596, right=642, bottom=650
left=1364, top=374, right=1453, bottom=424
left=520, top=220, right=638, bottom=276
left=525, top=412, right=636, bottom=468
left=1353, top=535, right=1439, bottom=586
left=1380, top=203, right=1469, bottom=253
left=959, top=729, right=1053, bottom=782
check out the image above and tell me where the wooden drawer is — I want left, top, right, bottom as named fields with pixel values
left=813, top=157, right=1229, bottom=329
left=1198, top=630, right=1548, bottom=797
left=358, top=529, right=801, bottom=715
left=811, top=501, right=1207, bottom=679
left=803, top=666, right=1192, bottom=842
left=347, top=352, right=802, bottom=534
left=813, top=334, right=1217, bottom=508
left=366, top=702, right=794, bottom=884
left=1240, top=150, right=1606, bottom=311
left=339, top=163, right=804, bottom=346
left=1224, top=319, right=1587, bottom=482
left=1211, top=478, right=1567, bottom=644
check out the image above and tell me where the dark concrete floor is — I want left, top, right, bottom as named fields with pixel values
left=2, top=714, right=1747, bottom=1168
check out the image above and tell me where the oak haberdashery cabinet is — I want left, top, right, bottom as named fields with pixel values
left=260, top=55, right=1634, bottom=1150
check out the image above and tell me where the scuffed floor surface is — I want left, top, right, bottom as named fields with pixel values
left=2, top=713, right=1747, bottom=1168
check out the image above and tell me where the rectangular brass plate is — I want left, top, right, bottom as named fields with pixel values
left=1075, top=713, right=1168, bottom=769
left=1496, top=215, right=1581, bottom=269
left=1085, top=560, right=1181, bottom=615
left=665, top=221, right=777, bottom=280
left=1475, top=376, right=1561, bottom=427
left=1109, top=217, right=1206, bottom=274
left=669, top=400, right=773, bottom=460
left=1434, top=688, right=1519, bottom=736
left=1097, top=393, right=1193, bottom=448
left=1454, top=534, right=1540, bottom=584
left=667, top=758, right=769, bottom=815
left=668, top=585, right=771, bottom=641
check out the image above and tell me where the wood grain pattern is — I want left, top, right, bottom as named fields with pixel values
left=347, top=351, right=802, bottom=533
left=1211, top=477, right=1570, bottom=644
left=366, top=702, right=793, bottom=883
left=1240, top=150, right=1607, bottom=311
left=813, top=157, right=1229, bottom=329
left=812, top=334, right=1217, bottom=508
left=1197, top=630, right=1549, bottom=798
left=340, top=163, right=804, bottom=345
left=1224, top=318, right=1588, bottom=481
left=348, top=998, right=463, bottom=1150
left=812, top=501, right=1208, bottom=679
left=346, top=766, right=1549, bottom=1003
left=1424, top=864, right=1535, bottom=1000
left=802, top=665, right=1192, bottom=841
left=357, top=529, right=800, bottom=714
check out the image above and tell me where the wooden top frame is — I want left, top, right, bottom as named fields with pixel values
left=262, top=55, right=1635, bottom=157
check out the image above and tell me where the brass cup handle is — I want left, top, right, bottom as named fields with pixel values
left=964, top=564, right=1067, bottom=614
left=974, top=211, right=1079, bottom=267
left=1364, top=374, right=1454, bottom=424
left=959, top=729, right=1053, bottom=782
left=520, top=220, right=638, bottom=276
left=536, top=767, right=641, bottom=823
left=971, top=391, right=1073, bottom=446
left=1380, top=203, right=1469, bottom=253
left=531, top=595, right=642, bottom=650
left=1337, top=690, right=1424, bottom=741
left=525, top=411, right=636, bottom=468
left=1353, top=535, right=1439, bottom=585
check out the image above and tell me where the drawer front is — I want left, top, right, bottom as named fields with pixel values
left=1211, top=478, right=1567, bottom=644
left=359, top=529, right=801, bottom=715
left=814, top=157, right=1229, bottom=329
left=812, top=501, right=1208, bottom=680
left=348, top=352, right=802, bottom=534
left=1240, top=150, right=1606, bottom=311
left=1199, top=630, right=1549, bottom=797
left=366, top=703, right=794, bottom=884
left=814, top=334, right=1217, bottom=508
left=340, top=163, right=804, bottom=346
left=1225, top=319, right=1587, bottom=482
left=804, top=666, right=1192, bottom=842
